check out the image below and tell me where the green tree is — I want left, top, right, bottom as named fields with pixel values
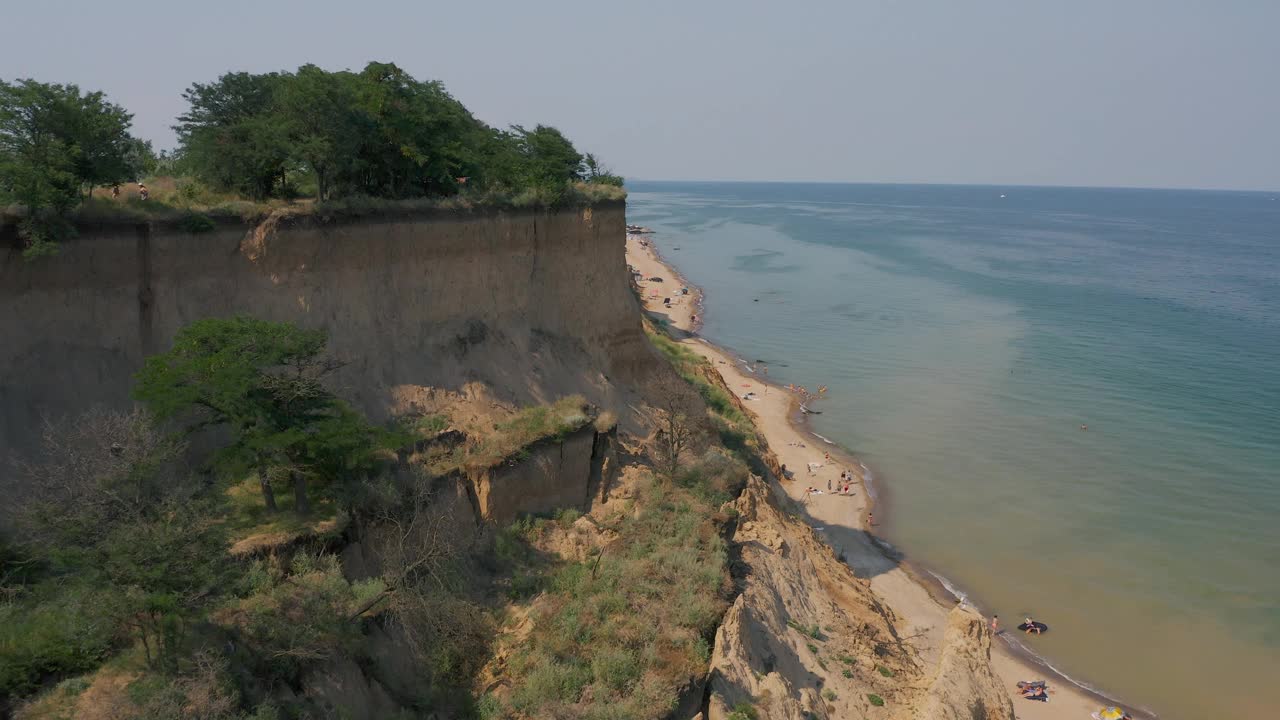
left=174, top=72, right=291, bottom=199
left=0, top=79, right=136, bottom=256
left=100, top=504, right=230, bottom=667
left=511, top=124, right=584, bottom=189
left=278, top=65, right=363, bottom=201
left=134, top=317, right=391, bottom=515
left=584, top=152, right=624, bottom=187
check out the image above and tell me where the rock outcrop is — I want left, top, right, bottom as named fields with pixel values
left=893, top=606, right=1015, bottom=720
left=708, top=476, right=914, bottom=720
left=708, top=475, right=1014, bottom=720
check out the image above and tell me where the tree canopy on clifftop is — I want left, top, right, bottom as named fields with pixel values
left=173, top=61, right=619, bottom=201
left=1, top=61, right=623, bottom=258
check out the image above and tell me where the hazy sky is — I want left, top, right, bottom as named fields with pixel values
left=4, top=1, right=1278, bottom=190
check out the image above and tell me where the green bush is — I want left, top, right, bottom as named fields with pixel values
left=0, top=586, right=123, bottom=697
left=555, top=508, right=582, bottom=527
left=727, top=703, right=759, bottom=720
left=876, top=664, right=895, bottom=678
left=177, top=211, right=216, bottom=233
left=868, top=693, right=885, bottom=706
left=226, top=554, right=375, bottom=685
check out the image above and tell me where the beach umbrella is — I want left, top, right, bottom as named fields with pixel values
left=1096, top=707, right=1126, bottom=720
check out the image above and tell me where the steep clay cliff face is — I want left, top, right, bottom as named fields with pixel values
left=707, top=475, right=1013, bottom=720
left=467, top=423, right=618, bottom=527
left=0, top=203, right=666, bottom=470
left=892, top=606, right=1015, bottom=720
left=708, top=475, right=915, bottom=720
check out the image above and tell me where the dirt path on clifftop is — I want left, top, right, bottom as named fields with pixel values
left=627, top=234, right=1113, bottom=720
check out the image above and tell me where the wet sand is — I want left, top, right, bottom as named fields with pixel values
left=628, top=233, right=1126, bottom=720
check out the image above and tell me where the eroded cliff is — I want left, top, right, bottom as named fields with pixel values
left=0, top=203, right=665, bottom=472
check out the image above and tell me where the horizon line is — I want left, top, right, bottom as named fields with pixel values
left=625, top=178, right=1280, bottom=195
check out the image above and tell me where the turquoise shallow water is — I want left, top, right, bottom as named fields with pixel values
left=627, top=182, right=1280, bottom=720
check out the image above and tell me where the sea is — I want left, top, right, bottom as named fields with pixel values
left=625, top=181, right=1280, bottom=720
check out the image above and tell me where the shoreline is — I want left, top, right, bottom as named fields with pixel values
left=626, top=233, right=1149, bottom=720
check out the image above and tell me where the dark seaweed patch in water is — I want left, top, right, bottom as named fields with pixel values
left=829, top=302, right=872, bottom=321
left=731, top=249, right=801, bottom=274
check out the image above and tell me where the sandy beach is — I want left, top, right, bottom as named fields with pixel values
left=628, top=234, right=1126, bottom=720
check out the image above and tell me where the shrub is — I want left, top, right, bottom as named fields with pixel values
left=842, top=668, right=853, bottom=679
left=223, top=554, right=373, bottom=685
left=787, top=618, right=822, bottom=640
left=727, top=702, right=759, bottom=720
left=500, top=477, right=729, bottom=719
left=177, top=212, right=216, bottom=233
left=822, top=688, right=838, bottom=701
left=876, top=664, right=895, bottom=678
left=868, top=693, right=885, bottom=706
left=0, top=585, right=123, bottom=697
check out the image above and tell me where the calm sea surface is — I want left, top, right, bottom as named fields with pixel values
left=626, top=181, right=1280, bottom=720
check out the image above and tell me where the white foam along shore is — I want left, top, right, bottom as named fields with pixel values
left=625, top=232, right=1152, bottom=720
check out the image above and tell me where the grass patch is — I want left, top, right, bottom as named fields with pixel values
left=876, top=664, right=895, bottom=678
left=58, top=178, right=627, bottom=228
left=223, top=475, right=345, bottom=554
left=425, top=396, right=591, bottom=475
left=728, top=702, right=759, bottom=720
left=645, top=326, right=763, bottom=469
left=499, top=475, right=730, bottom=719
left=837, top=653, right=855, bottom=665
left=867, top=693, right=885, bottom=706
left=806, top=642, right=820, bottom=654
left=0, top=584, right=123, bottom=698
left=788, top=619, right=823, bottom=640
left=842, top=668, right=853, bottom=679
left=412, top=413, right=450, bottom=434
left=822, top=688, right=838, bottom=701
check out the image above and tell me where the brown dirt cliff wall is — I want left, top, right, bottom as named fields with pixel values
left=0, top=203, right=666, bottom=475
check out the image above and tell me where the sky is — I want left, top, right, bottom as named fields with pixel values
left=3, top=0, right=1278, bottom=191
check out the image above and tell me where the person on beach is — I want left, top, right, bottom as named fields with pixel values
left=867, top=512, right=875, bottom=526
left=827, top=478, right=832, bottom=491
left=991, top=615, right=1000, bottom=635
left=1023, top=685, right=1048, bottom=701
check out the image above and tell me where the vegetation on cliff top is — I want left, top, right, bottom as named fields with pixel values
left=1, top=62, right=624, bottom=258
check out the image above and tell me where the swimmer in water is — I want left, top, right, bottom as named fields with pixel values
left=1081, top=424, right=1088, bottom=430
left=1023, top=617, right=1043, bottom=634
